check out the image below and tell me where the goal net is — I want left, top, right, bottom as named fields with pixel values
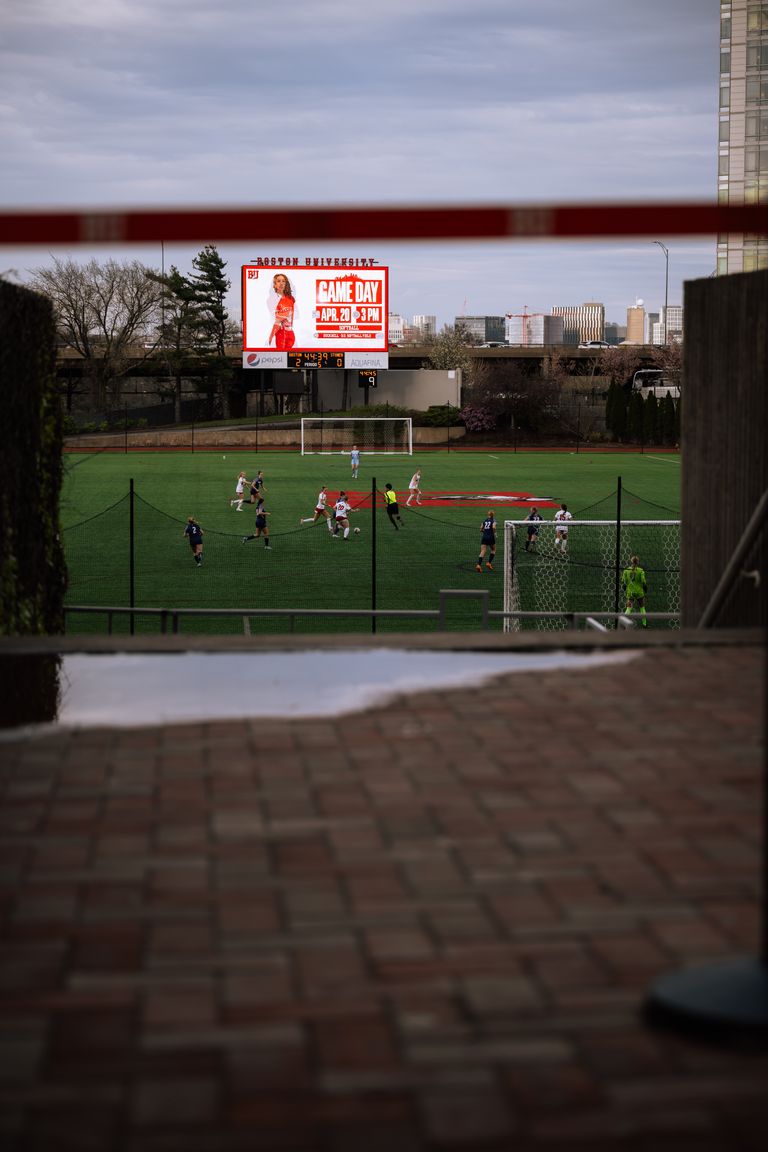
left=300, top=417, right=413, bottom=455
left=503, top=519, right=681, bottom=631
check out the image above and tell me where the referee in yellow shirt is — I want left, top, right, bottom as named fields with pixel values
left=383, top=484, right=404, bottom=531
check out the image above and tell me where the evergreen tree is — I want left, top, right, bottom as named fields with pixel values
left=642, top=392, right=658, bottom=445
left=661, top=392, right=676, bottom=445
left=607, top=380, right=627, bottom=441
left=145, top=266, right=203, bottom=421
left=606, top=381, right=618, bottom=439
left=190, top=245, right=232, bottom=417
left=627, top=390, right=644, bottom=444
left=191, top=245, right=230, bottom=355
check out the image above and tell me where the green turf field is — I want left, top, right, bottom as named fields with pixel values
left=61, top=449, right=681, bottom=634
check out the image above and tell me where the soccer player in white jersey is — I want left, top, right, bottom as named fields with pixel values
left=332, top=492, right=352, bottom=539
left=299, top=486, right=334, bottom=533
left=230, top=471, right=249, bottom=511
left=406, top=468, right=422, bottom=506
left=554, top=503, right=572, bottom=556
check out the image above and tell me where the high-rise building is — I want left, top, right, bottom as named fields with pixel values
left=550, top=302, right=605, bottom=345
left=626, top=302, right=646, bottom=344
left=650, top=305, right=683, bottom=344
left=412, top=315, right=436, bottom=340
left=604, top=322, right=626, bottom=345
left=388, top=313, right=405, bottom=343
left=454, top=316, right=506, bottom=343
left=717, top=1, right=768, bottom=275
left=505, top=313, right=564, bottom=345
left=662, top=304, right=684, bottom=341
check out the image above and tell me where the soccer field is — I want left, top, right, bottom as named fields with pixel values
left=61, top=449, right=681, bottom=634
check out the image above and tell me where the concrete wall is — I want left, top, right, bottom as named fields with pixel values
left=681, top=268, right=767, bottom=627
left=64, top=424, right=466, bottom=451
left=311, top=368, right=461, bottom=412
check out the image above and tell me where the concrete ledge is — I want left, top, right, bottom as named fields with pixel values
left=0, top=627, right=761, bottom=656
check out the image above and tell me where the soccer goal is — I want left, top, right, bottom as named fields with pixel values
left=300, top=417, right=413, bottom=455
left=502, top=519, right=681, bottom=631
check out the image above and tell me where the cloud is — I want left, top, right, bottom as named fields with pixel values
left=0, top=0, right=721, bottom=326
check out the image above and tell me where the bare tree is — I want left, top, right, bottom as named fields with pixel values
left=600, top=345, right=647, bottom=389
left=425, top=323, right=476, bottom=393
left=649, top=339, right=683, bottom=379
left=30, top=257, right=162, bottom=408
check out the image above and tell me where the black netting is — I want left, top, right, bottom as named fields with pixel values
left=63, top=485, right=681, bottom=635
left=506, top=520, right=680, bottom=631
left=63, top=487, right=505, bottom=634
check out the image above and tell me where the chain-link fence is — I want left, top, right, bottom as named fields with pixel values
left=63, top=481, right=681, bottom=635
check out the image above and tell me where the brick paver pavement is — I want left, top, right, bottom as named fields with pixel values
left=0, top=639, right=766, bottom=1151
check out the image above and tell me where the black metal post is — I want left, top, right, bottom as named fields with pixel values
left=129, top=478, right=135, bottom=637
left=371, top=476, right=377, bottom=635
left=191, top=419, right=195, bottom=454
left=763, top=611, right=768, bottom=966
left=613, top=476, right=623, bottom=624
left=124, top=404, right=128, bottom=454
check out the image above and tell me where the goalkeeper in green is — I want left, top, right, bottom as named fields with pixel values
left=622, top=555, right=648, bottom=627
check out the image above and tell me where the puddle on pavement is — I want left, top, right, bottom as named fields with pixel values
left=0, top=649, right=639, bottom=734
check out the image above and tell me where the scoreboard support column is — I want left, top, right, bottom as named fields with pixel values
left=357, top=369, right=377, bottom=407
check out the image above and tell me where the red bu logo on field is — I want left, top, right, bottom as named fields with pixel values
left=413, top=491, right=559, bottom=508
left=346, top=491, right=559, bottom=509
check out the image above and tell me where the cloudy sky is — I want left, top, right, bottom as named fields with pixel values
left=1, top=0, right=719, bottom=329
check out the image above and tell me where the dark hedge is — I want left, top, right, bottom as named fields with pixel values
left=0, top=281, right=66, bottom=634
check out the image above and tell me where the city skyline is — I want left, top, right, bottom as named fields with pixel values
left=1, top=1, right=720, bottom=328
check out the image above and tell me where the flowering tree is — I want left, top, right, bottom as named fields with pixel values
left=459, top=403, right=498, bottom=431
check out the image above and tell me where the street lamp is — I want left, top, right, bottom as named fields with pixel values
left=653, top=240, right=669, bottom=345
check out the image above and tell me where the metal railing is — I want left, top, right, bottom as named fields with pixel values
left=698, top=487, right=768, bottom=628
left=64, top=589, right=679, bottom=635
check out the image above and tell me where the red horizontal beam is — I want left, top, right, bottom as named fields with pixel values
left=0, top=202, right=765, bottom=246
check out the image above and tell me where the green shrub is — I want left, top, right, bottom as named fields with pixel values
left=346, top=403, right=411, bottom=419
left=418, top=405, right=459, bottom=427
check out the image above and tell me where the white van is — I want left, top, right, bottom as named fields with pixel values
left=631, top=369, right=681, bottom=400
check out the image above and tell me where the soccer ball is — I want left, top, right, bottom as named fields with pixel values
left=354, top=527, right=361, bottom=534
left=222, top=455, right=226, bottom=460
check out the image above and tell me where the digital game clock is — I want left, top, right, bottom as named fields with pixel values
left=287, top=351, right=345, bottom=369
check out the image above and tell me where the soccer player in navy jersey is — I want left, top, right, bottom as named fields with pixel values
left=476, top=510, right=496, bottom=572
left=184, top=517, right=204, bottom=566
left=248, top=470, right=266, bottom=504
left=524, top=507, right=543, bottom=552
left=242, top=500, right=271, bottom=549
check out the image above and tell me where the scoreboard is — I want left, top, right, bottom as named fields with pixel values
left=242, top=263, right=389, bottom=368
left=287, top=351, right=345, bottom=370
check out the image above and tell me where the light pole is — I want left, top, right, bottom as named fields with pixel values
left=654, top=240, right=669, bottom=345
